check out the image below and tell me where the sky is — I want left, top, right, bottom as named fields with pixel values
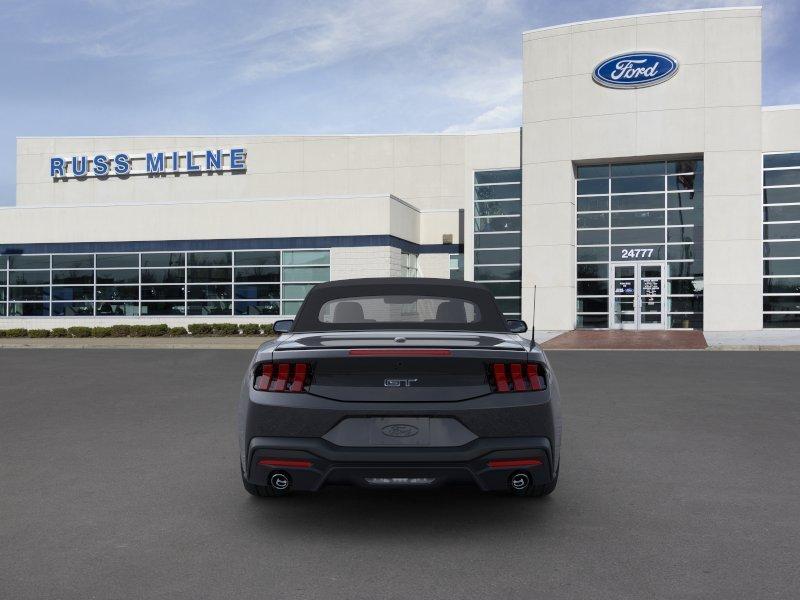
left=1, top=0, right=798, bottom=206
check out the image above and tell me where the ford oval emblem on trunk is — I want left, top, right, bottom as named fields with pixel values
left=593, top=52, right=678, bottom=89
left=382, top=424, right=419, bottom=437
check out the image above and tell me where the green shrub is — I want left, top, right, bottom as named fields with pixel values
left=28, top=329, right=51, bottom=338
left=129, top=325, right=148, bottom=337
left=239, top=323, right=261, bottom=336
left=146, top=324, right=169, bottom=337
left=188, top=323, right=214, bottom=336
left=168, top=326, right=188, bottom=336
left=68, top=327, right=92, bottom=338
left=109, top=324, right=132, bottom=337
left=262, top=323, right=274, bottom=336
left=91, top=327, right=113, bottom=338
left=0, top=329, right=6, bottom=338
left=212, top=323, right=239, bottom=336
left=5, top=328, right=28, bottom=337
left=50, top=328, right=69, bottom=338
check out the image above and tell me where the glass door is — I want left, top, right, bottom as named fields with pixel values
left=610, top=262, right=666, bottom=330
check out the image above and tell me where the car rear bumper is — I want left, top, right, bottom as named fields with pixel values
left=246, top=436, right=554, bottom=492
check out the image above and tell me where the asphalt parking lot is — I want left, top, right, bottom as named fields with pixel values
left=1, top=349, right=798, bottom=600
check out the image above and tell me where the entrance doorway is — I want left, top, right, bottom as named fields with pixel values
left=610, top=262, right=666, bottom=330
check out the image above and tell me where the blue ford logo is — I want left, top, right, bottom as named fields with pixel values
left=593, top=52, right=678, bottom=89
left=382, top=424, right=419, bottom=437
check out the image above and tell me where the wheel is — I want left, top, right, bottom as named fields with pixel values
left=509, top=470, right=558, bottom=498
left=241, top=468, right=292, bottom=497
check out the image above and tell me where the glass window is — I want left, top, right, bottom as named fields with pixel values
left=474, top=200, right=521, bottom=216
left=52, top=302, right=94, bottom=317
left=96, top=254, right=138, bottom=268
left=282, top=250, right=329, bottom=266
left=234, top=251, right=280, bottom=266
left=764, top=241, right=800, bottom=258
left=667, top=160, right=701, bottom=174
left=52, top=286, right=94, bottom=301
left=764, top=153, right=800, bottom=168
left=611, top=194, right=664, bottom=211
left=282, top=301, right=303, bottom=316
left=577, top=197, right=608, bottom=212
left=577, top=230, right=609, bottom=245
left=764, top=223, right=800, bottom=240
left=0, top=255, right=6, bottom=269
left=187, top=302, right=232, bottom=315
left=496, top=298, right=521, bottom=314
left=96, top=302, right=138, bottom=316
left=667, top=209, right=699, bottom=226
left=474, top=170, right=520, bottom=184
left=187, top=268, right=231, bottom=283
left=763, top=188, right=800, bottom=204
left=187, top=285, right=232, bottom=300
left=234, top=266, right=280, bottom=282
left=474, top=216, right=521, bottom=232
left=763, top=278, right=800, bottom=294
left=140, top=302, right=185, bottom=316
left=235, top=301, right=280, bottom=316
left=670, top=314, right=703, bottom=329
left=9, top=271, right=50, bottom=285
left=577, top=246, right=608, bottom=262
left=667, top=174, right=699, bottom=191
left=187, top=251, right=231, bottom=266
left=52, top=270, right=93, bottom=285
left=611, top=210, right=665, bottom=228
left=669, top=297, right=703, bottom=312
left=10, top=287, right=50, bottom=301
left=577, top=264, right=608, bottom=279
left=577, top=298, right=608, bottom=312
left=96, top=269, right=138, bottom=284
left=763, top=297, right=800, bottom=312
left=764, top=205, right=800, bottom=223
left=577, top=179, right=608, bottom=195
left=611, top=162, right=664, bottom=177
left=281, top=284, right=315, bottom=299
left=577, top=281, right=608, bottom=295
left=764, top=169, right=800, bottom=187
left=141, top=253, right=185, bottom=267
left=0, top=272, right=5, bottom=286
left=611, top=228, right=665, bottom=245
left=576, top=165, right=608, bottom=179
left=611, top=176, right=663, bottom=194
left=610, top=246, right=665, bottom=261
left=577, top=315, right=608, bottom=328
left=473, top=233, right=521, bottom=249
left=282, top=266, right=330, bottom=282
left=141, top=285, right=185, bottom=300
left=764, top=314, right=800, bottom=327
left=9, top=255, right=49, bottom=269
left=479, top=282, right=521, bottom=297
left=234, top=284, right=280, bottom=299
left=764, top=259, right=800, bottom=276
left=474, top=265, right=520, bottom=281
left=96, top=286, right=138, bottom=301
left=52, top=254, right=93, bottom=269
left=8, top=303, right=49, bottom=316
left=668, top=191, right=702, bottom=209
left=142, top=268, right=185, bottom=284
left=668, top=280, right=702, bottom=295
left=473, top=249, right=521, bottom=265
left=667, top=227, right=695, bottom=244
left=667, top=245, right=694, bottom=261
left=577, top=212, right=608, bottom=228
left=474, top=184, right=521, bottom=200
left=668, top=262, right=696, bottom=277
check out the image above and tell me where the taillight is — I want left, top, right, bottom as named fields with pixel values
left=254, top=362, right=311, bottom=393
left=488, top=362, right=546, bottom=392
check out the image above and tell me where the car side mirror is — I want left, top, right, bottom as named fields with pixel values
left=272, top=319, right=293, bottom=334
left=506, top=319, right=527, bottom=333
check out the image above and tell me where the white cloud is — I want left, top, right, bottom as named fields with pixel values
left=443, top=103, right=521, bottom=132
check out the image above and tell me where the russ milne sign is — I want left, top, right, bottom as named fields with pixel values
left=50, top=148, right=246, bottom=179
left=593, top=52, right=678, bottom=89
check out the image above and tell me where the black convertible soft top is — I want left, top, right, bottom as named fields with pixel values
left=291, top=278, right=510, bottom=332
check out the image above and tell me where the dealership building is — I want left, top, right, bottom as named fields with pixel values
left=2, top=6, right=800, bottom=332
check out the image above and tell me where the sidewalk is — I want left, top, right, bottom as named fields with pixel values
left=0, top=337, right=270, bottom=349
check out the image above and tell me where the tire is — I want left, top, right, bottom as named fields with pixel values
left=241, top=469, right=291, bottom=498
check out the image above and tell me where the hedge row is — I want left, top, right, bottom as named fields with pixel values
left=0, top=323, right=275, bottom=338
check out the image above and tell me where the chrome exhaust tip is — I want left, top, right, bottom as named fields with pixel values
left=510, top=471, right=530, bottom=492
left=269, top=471, right=291, bottom=491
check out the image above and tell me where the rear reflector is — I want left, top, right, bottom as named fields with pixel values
left=348, top=349, right=452, bottom=357
left=258, top=458, right=313, bottom=468
left=254, top=362, right=311, bottom=393
left=489, top=362, right=546, bottom=392
left=488, top=458, right=543, bottom=469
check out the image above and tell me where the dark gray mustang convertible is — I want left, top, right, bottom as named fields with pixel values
left=238, top=278, right=562, bottom=498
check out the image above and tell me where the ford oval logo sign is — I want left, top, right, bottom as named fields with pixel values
left=382, top=424, right=419, bottom=437
left=593, top=52, right=678, bottom=89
